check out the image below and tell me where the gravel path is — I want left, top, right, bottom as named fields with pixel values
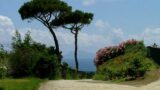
left=39, top=79, right=160, bottom=90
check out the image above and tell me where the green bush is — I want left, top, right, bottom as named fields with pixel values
left=93, top=40, right=158, bottom=81
left=94, top=54, right=157, bottom=81
left=10, top=46, right=59, bottom=78
left=0, top=66, right=7, bottom=79
left=33, top=56, right=58, bottom=79
left=9, top=31, right=60, bottom=78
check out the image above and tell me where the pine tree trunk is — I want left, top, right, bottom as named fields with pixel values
left=48, top=27, right=61, bottom=63
left=74, top=31, right=79, bottom=73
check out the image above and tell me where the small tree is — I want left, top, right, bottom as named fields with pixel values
left=52, top=10, right=93, bottom=72
left=18, top=0, right=72, bottom=63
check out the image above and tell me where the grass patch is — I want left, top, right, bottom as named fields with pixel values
left=0, top=78, right=45, bottom=90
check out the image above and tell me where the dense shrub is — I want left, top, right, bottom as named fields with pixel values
left=9, top=31, right=60, bottom=78
left=33, top=57, right=56, bottom=79
left=93, top=39, right=157, bottom=81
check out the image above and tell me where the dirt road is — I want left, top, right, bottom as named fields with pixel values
left=39, top=79, right=160, bottom=90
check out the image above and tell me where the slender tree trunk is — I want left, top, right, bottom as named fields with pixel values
left=74, top=30, right=79, bottom=73
left=48, top=27, right=61, bottom=63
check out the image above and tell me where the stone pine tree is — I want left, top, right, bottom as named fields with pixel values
left=18, top=0, right=72, bottom=64
left=52, top=10, right=93, bottom=72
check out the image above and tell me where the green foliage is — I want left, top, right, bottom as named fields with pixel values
left=125, top=41, right=147, bottom=56
left=0, top=78, right=44, bottom=90
left=52, top=10, right=93, bottom=26
left=12, top=30, right=22, bottom=49
left=0, top=45, right=5, bottom=58
left=18, top=0, right=72, bottom=20
left=33, top=56, right=57, bottom=79
left=94, top=41, right=158, bottom=81
left=93, top=74, right=106, bottom=80
left=10, top=31, right=59, bottom=78
left=0, top=66, right=7, bottom=79
left=0, top=45, right=8, bottom=79
left=61, top=62, right=78, bottom=79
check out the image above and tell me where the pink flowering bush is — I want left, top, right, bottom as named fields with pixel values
left=94, top=39, right=140, bottom=66
left=93, top=40, right=157, bottom=81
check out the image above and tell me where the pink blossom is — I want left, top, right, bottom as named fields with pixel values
left=94, top=39, right=141, bottom=66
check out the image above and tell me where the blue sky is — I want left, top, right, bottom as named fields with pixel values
left=1, top=0, right=160, bottom=60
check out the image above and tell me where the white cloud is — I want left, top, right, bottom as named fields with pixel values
left=58, top=20, right=124, bottom=50
left=142, top=28, right=160, bottom=46
left=102, top=0, right=126, bottom=2
left=0, top=15, right=14, bottom=28
left=143, top=28, right=160, bottom=38
left=82, top=0, right=126, bottom=6
left=79, top=32, right=107, bottom=46
left=112, top=28, right=123, bottom=37
left=82, top=0, right=96, bottom=6
left=18, top=27, right=118, bottom=53
left=16, top=28, right=110, bottom=54
left=95, top=19, right=124, bottom=39
left=18, top=28, right=54, bottom=46
left=0, top=15, right=15, bottom=50
left=56, top=31, right=74, bottom=45
left=95, top=20, right=109, bottom=30
left=0, top=15, right=123, bottom=54
left=56, top=31, right=106, bottom=46
left=129, top=27, right=160, bottom=46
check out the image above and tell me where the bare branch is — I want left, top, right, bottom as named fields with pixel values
left=62, top=25, right=72, bottom=30
left=71, top=30, right=76, bottom=34
left=34, top=15, right=49, bottom=27
left=47, top=12, right=52, bottom=22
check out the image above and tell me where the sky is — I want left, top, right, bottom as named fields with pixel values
left=1, top=0, right=160, bottom=70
